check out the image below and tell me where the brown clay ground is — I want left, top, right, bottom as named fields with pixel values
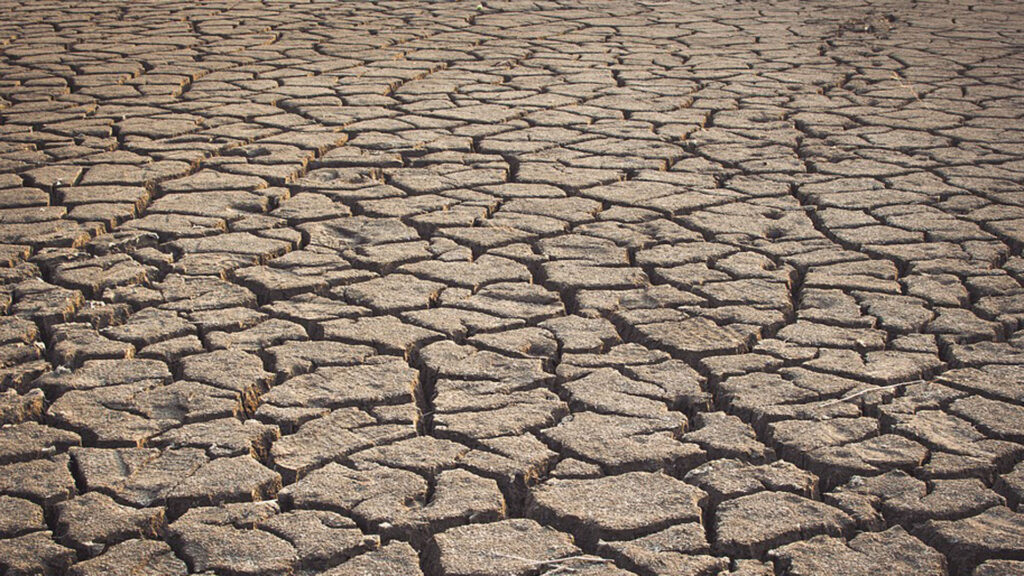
left=0, top=1, right=1023, bottom=575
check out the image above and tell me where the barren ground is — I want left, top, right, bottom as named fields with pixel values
left=0, top=1, right=1022, bottom=575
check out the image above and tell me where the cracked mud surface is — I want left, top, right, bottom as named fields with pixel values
left=0, top=0, right=1023, bottom=575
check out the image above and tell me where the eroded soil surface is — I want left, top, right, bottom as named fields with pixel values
left=0, top=1, right=1022, bottom=575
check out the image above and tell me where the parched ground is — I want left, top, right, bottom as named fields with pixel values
left=0, top=0, right=1022, bottom=574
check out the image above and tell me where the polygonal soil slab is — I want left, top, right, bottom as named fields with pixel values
left=425, top=519, right=580, bottom=576
left=527, top=471, right=706, bottom=546
left=540, top=411, right=703, bottom=474
left=713, top=491, right=855, bottom=558
left=771, top=526, right=947, bottom=576
left=168, top=500, right=377, bottom=576
left=66, top=539, right=187, bottom=576
left=915, top=506, right=1024, bottom=576
left=320, top=542, right=423, bottom=576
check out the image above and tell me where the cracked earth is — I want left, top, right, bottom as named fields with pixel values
left=0, top=0, right=1022, bottom=575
